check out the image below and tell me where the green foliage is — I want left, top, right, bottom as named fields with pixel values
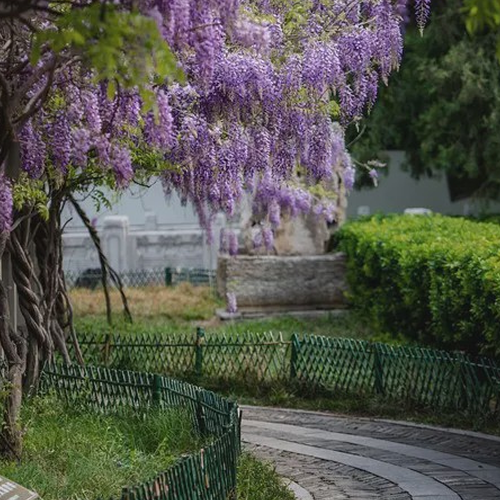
left=12, top=174, right=49, bottom=220
left=337, top=214, right=500, bottom=357
left=32, top=3, right=184, bottom=107
left=0, top=395, right=198, bottom=500
left=350, top=0, right=500, bottom=201
left=236, top=453, right=295, bottom=500
left=464, top=0, right=500, bottom=58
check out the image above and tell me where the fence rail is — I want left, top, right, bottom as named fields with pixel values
left=291, top=335, right=500, bottom=415
left=65, top=267, right=216, bottom=289
left=72, top=330, right=500, bottom=417
left=40, top=363, right=240, bottom=500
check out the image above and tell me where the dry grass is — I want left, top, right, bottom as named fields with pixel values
left=70, top=283, right=220, bottom=322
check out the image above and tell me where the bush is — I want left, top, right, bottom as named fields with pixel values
left=337, top=214, right=500, bottom=357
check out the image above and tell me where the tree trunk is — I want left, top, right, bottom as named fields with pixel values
left=0, top=236, right=25, bottom=459
left=0, top=363, right=23, bottom=460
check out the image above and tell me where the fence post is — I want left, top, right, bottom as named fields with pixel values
left=195, top=327, right=205, bottom=377
left=196, top=391, right=206, bottom=437
left=152, top=374, right=162, bottom=406
left=102, top=332, right=112, bottom=366
left=373, top=343, right=384, bottom=395
left=290, top=334, right=299, bottom=381
left=165, top=267, right=173, bottom=286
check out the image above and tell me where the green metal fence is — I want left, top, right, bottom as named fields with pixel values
left=65, top=267, right=216, bottom=289
left=72, top=330, right=500, bottom=417
left=40, top=363, right=240, bottom=500
left=71, top=329, right=290, bottom=385
left=291, top=335, right=500, bottom=415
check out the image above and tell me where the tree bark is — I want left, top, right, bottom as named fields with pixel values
left=0, top=362, right=23, bottom=460
left=0, top=233, right=25, bottom=459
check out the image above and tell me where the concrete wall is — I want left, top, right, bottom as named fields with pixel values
left=347, top=151, right=500, bottom=218
left=62, top=183, right=237, bottom=273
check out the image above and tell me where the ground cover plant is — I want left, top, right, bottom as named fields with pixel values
left=337, top=214, right=500, bottom=358
left=236, top=453, right=295, bottom=500
left=0, top=395, right=200, bottom=500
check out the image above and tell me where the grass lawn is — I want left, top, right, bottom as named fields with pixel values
left=71, top=284, right=373, bottom=340
left=0, top=396, right=199, bottom=500
left=69, top=285, right=500, bottom=435
left=0, top=395, right=297, bottom=500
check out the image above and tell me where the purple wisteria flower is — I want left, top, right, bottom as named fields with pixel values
left=228, top=231, right=239, bottom=256
left=226, top=292, right=238, bottom=314
left=10, top=0, right=430, bottom=238
left=343, top=166, right=356, bottom=191
left=0, top=176, right=13, bottom=233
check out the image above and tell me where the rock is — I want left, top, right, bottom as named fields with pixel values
left=217, top=253, right=348, bottom=311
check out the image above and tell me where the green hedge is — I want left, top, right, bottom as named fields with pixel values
left=337, top=215, right=500, bottom=357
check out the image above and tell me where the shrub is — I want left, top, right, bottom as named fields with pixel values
left=337, top=214, right=500, bottom=357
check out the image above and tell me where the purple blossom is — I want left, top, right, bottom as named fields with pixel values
left=49, top=112, right=71, bottom=171
left=268, top=200, right=280, bottom=227
left=111, top=144, right=133, bottom=187
left=253, top=229, right=263, bottom=249
left=226, top=292, right=237, bottom=314
left=233, top=18, right=272, bottom=52
left=343, top=164, right=356, bottom=191
left=72, top=128, right=91, bottom=167
left=262, top=227, right=274, bottom=251
left=19, top=120, right=46, bottom=178
left=228, top=231, right=239, bottom=256
left=94, top=135, right=111, bottom=166
left=415, top=0, right=431, bottom=32
left=82, top=90, right=102, bottom=133
left=12, top=0, right=427, bottom=245
left=0, top=175, right=13, bottom=233
left=145, top=90, right=175, bottom=149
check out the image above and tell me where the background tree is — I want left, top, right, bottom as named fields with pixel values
left=464, top=0, right=500, bottom=58
left=350, top=0, right=500, bottom=201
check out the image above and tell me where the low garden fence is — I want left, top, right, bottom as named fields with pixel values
left=72, top=330, right=500, bottom=417
left=40, top=363, right=240, bottom=500
left=65, top=267, right=216, bottom=289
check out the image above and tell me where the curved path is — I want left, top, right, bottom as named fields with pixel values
left=241, top=406, right=500, bottom=500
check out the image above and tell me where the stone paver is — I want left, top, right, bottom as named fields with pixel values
left=242, top=406, right=500, bottom=500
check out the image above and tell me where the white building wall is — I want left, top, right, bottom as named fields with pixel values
left=347, top=151, right=500, bottom=218
left=62, top=182, right=233, bottom=273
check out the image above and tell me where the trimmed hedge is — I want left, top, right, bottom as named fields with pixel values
left=337, top=214, right=500, bottom=357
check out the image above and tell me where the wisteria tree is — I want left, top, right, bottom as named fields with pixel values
left=0, top=0, right=429, bottom=457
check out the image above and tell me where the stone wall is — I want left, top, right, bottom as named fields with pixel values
left=217, top=253, right=348, bottom=311
left=62, top=213, right=234, bottom=273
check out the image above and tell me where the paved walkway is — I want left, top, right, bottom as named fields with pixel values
left=241, top=406, right=500, bottom=500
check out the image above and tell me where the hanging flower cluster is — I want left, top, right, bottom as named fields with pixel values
left=9, top=0, right=431, bottom=240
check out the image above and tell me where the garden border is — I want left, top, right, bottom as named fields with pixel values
left=71, top=330, right=500, bottom=418
left=40, top=363, right=240, bottom=500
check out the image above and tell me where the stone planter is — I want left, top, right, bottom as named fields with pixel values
left=217, top=253, right=348, bottom=313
